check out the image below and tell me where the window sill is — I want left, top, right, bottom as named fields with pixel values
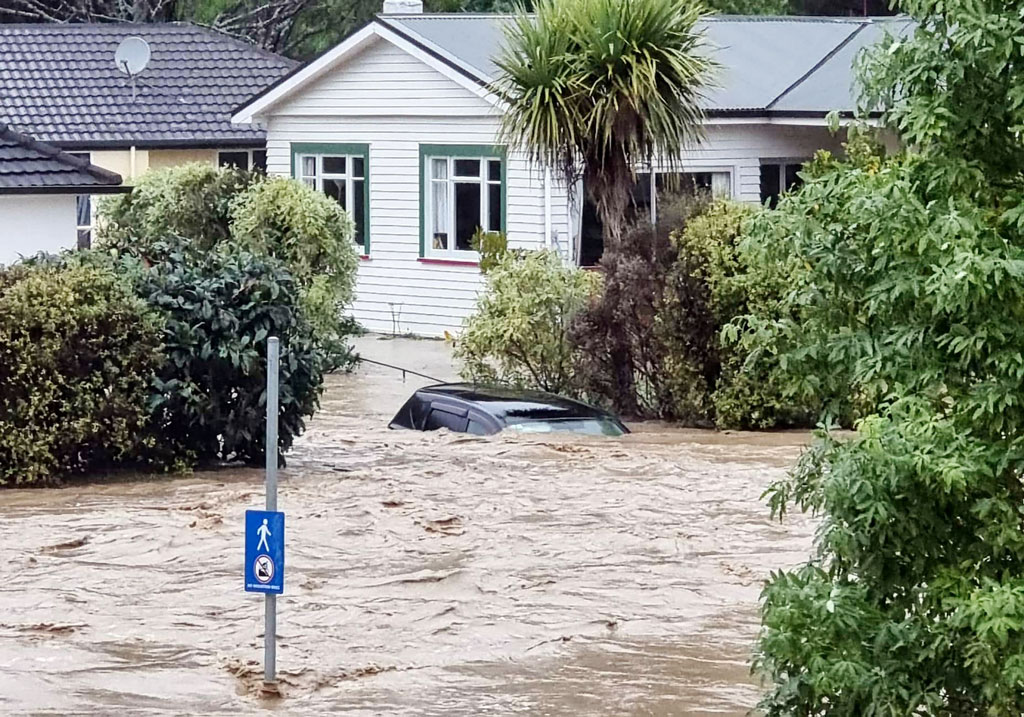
left=418, top=257, right=480, bottom=267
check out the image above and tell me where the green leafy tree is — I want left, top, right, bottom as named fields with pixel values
left=494, top=0, right=715, bottom=246
left=750, top=1, right=1024, bottom=712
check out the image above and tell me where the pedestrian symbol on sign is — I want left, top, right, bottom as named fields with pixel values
left=257, top=519, right=271, bottom=552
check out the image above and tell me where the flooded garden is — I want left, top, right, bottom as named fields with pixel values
left=0, top=336, right=814, bottom=715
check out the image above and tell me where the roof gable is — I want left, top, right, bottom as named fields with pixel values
left=0, top=123, right=124, bottom=193
left=233, top=21, right=497, bottom=124
left=270, top=38, right=493, bottom=118
left=0, top=22, right=297, bottom=148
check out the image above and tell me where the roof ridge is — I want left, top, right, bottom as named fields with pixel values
left=765, top=20, right=868, bottom=111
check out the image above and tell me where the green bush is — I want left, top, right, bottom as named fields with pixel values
left=0, top=261, right=163, bottom=485
left=668, top=200, right=818, bottom=428
left=456, top=250, right=599, bottom=394
left=229, top=175, right=359, bottom=352
left=98, top=163, right=255, bottom=253
left=99, top=165, right=360, bottom=369
left=130, top=239, right=325, bottom=466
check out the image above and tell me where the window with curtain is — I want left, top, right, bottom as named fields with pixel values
left=295, top=149, right=368, bottom=252
left=423, top=149, right=504, bottom=259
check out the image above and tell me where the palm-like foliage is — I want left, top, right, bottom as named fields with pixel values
left=494, top=0, right=715, bottom=245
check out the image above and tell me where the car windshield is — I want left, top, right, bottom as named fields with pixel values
left=505, top=417, right=627, bottom=437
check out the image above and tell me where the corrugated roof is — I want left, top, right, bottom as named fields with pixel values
left=0, top=123, right=124, bottom=193
left=769, top=18, right=912, bottom=113
left=378, top=13, right=907, bottom=115
left=0, top=22, right=297, bottom=148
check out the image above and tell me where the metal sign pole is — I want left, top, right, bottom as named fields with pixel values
left=264, top=336, right=280, bottom=686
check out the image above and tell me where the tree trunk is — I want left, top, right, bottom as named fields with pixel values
left=583, top=148, right=639, bottom=414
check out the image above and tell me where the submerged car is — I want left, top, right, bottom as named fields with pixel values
left=389, top=383, right=629, bottom=437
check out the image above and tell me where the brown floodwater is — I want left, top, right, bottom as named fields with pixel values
left=0, top=336, right=814, bottom=715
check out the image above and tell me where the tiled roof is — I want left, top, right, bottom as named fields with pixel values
left=376, top=13, right=913, bottom=116
left=0, top=123, right=124, bottom=193
left=0, top=22, right=297, bottom=148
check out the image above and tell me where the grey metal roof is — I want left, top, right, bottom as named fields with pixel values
left=0, top=22, right=297, bottom=149
left=377, top=13, right=909, bottom=116
left=0, top=123, right=125, bottom=193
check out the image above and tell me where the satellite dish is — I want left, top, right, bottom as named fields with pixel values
left=114, top=37, right=151, bottom=76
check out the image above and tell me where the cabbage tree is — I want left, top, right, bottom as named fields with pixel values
left=494, top=0, right=714, bottom=246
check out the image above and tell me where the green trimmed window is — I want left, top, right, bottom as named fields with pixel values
left=420, top=144, right=506, bottom=260
left=291, top=143, right=370, bottom=253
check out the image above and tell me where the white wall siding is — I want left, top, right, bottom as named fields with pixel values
left=257, top=35, right=847, bottom=337
left=0, top=195, right=77, bottom=266
left=272, top=41, right=495, bottom=117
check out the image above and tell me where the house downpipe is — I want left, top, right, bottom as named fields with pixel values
left=544, top=168, right=553, bottom=249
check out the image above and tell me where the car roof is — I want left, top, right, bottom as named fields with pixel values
left=416, top=382, right=613, bottom=423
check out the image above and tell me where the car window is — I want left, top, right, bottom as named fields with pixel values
left=424, top=407, right=469, bottom=433
left=506, top=418, right=627, bottom=436
left=467, top=419, right=489, bottom=436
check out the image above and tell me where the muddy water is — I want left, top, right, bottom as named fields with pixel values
left=0, top=336, right=814, bottom=715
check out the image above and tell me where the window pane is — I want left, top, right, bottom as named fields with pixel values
left=425, top=408, right=468, bottom=432
left=302, top=156, right=316, bottom=176
left=76, top=195, right=91, bottom=226
left=219, top=151, right=249, bottom=169
left=302, top=177, right=315, bottom=189
left=352, top=156, right=365, bottom=178
left=711, top=172, right=731, bottom=197
left=431, top=158, right=448, bottom=180
left=454, top=159, right=480, bottom=177
left=324, top=178, right=345, bottom=206
left=252, top=150, right=267, bottom=172
left=760, top=163, right=781, bottom=207
left=630, top=172, right=652, bottom=214
left=688, top=172, right=713, bottom=191
left=431, top=180, right=449, bottom=250
left=77, top=229, right=91, bottom=250
left=784, top=163, right=802, bottom=191
left=353, top=179, right=366, bottom=248
left=455, top=181, right=481, bottom=251
left=487, top=183, right=501, bottom=232
left=323, top=156, right=346, bottom=175
left=488, top=159, right=501, bottom=182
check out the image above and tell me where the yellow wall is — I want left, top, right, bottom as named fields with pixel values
left=88, top=148, right=220, bottom=182
left=147, top=149, right=219, bottom=172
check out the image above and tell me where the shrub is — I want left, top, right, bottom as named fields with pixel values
left=669, top=200, right=817, bottom=428
left=470, top=228, right=511, bottom=273
left=456, top=250, right=599, bottom=394
left=98, top=163, right=255, bottom=253
left=131, top=239, right=325, bottom=466
left=0, top=261, right=163, bottom=485
left=570, top=193, right=710, bottom=419
left=229, top=175, right=360, bottom=350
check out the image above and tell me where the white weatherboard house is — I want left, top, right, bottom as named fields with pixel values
left=234, top=3, right=906, bottom=337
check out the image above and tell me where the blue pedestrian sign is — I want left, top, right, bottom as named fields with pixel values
left=245, top=510, right=284, bottom=594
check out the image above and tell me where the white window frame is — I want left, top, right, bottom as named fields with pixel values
left=296, top=152, right=367, bottom=251
left=68, top=152, right=94, bottom=248
left=641, top=167, right=735, bottom=225
left=424, top=154, right=504, bottom=261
